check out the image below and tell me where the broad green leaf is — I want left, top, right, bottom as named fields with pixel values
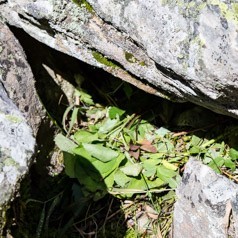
left=166, top=177, right=179, bottom=189
left=104, top=171, right=116, bottom=188
left=74, top=130, right=98, bottom=144
left=209, top=143, right=225, bottom=154
left=114, top=169, right=131, bottom=187
left=224, top=159, right=236, bottom=171
left=65, top=152, right=104, bottom=194
left=168, top=157, right=183, bottom=163
left=146, top=177, right=165, bottom=189
left=77, top=168, right=105, bottom=193
left=68, top=150, right=107, bottom=194
left=155, top=127, right=170, bottom=138
left=142, top=166, right=156, bottom=178
left=73, top=147, right=123, bottom=183
left=75, top=89, right=94, bottom=105
left=165, top=140, right=175, bottom=152
left=126, top=176, right=164, bottom=190
left=157, top=142, right=168, bottom=153
left=229, top=148, right=238, bottom=161
left=137, top=121, right=154, bottom=139
left=208, top=157, right=224, bottom=173
left=98, top=118, right=119, bottom=134
left=54, top=134, right=77, bottom=153
left=157, top=165, right=180, bottom=188
left=147, top=153, right=164, bottom=160
left=124, top=129, right=137, bottom=143
left=92, top=153, right=124, bottom=178
left=190, top=135, right=202, bottom=147
left=157, top=140, right=174, bottom=153
left=189, top=146, right=200, bottom=155
left=73, top=146, right=96, bottom=162
left=143, top=158, right=161, bottom=167
left=108, top=106, right=125, bottom=119
left=208, top=147, right=222, bottom=159
left=157, top=165, right=178, bottom=181
left=120, top=163, right=143, bottom=177
left=142, top=159, right=159, bottom=177
left=63, top=152, right=78, bottom=178
left=162, top=160, right=178, bottom=171
left=82, top=143, right=119, bottom=162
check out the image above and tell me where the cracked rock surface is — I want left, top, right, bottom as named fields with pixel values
left=0, top=0, right=238, bottom=117
left=0, top=22, right=44, bottom=235
left=173, top=158, right=238, bottom=238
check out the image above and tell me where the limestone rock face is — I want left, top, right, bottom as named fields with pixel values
left=173, top=158, right=238, bottom=238
left=1, top=0, right=238, bottom=118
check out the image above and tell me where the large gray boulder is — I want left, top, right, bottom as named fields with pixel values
left=173, top=158, right=238, bottom=238
left=0, top=82, right=35, bottom=235
left=0, top=21, right=43, bottom=136
left=0, top=22, right=44, bottom=235
left=0, top=0, right=238, bottom=118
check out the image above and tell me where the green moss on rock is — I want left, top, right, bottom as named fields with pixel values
left=72, top=0, right=94, bottom=13
left=125, top=52, right=146, bottom=66
left=92, top=51, right=118, bottom=68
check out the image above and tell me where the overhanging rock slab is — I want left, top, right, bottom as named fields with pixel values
left=1, top=0, right=238, bottom=118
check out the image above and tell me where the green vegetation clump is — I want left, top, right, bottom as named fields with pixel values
left=72, top=0, right=94, bottom=13
left=5, top=65, right=238, bottom=237
left=92, top=51, right=118, bottom=68
left=51, top=76, right=238, bottom=236
left=56, top=85, right=238, bottom=199
left=125, top=51, right=146, bottom=66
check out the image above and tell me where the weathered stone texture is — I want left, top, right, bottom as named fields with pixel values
left=1, top=0, right=238, bottom=118
left=173, top=158, right=238, bottom=238
left=0, top=22, right=43, bottom=136
left=0, top=22, right=44, bottom=235
left=0, top=82, right=35, bottom=235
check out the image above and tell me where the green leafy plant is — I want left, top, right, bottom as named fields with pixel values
left=55, top=87, right=238, bottom=202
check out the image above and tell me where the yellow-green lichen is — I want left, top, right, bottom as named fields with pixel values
left=125, top=52, right=146, bottom=66
left=232, top=3, right=238, bottom=16
left=72, top=0, right=94, bottom=14
left=177, top=35, right=205, bottom=72
left=125, top=52, right=138, bottom=63
left=191, top=35, right=205, bottom=47
left=3, top=157, right=16, bottom=166
left=161, top=0, right=238, bottom=24
left=160, top=1, right=206, bottom=19
left=5, top=115, right=22, bottom=123
left=139, top=61, right=146, bottom=66
left=210, top=0, right=238, bottom=24
left=92, top=51, right=118, bottom=68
